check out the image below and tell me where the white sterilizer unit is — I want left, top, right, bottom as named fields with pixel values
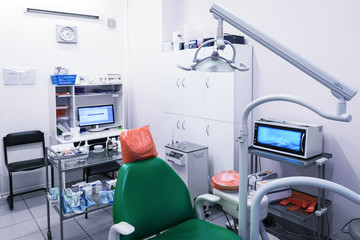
left=165, top=141, right=208, bottom=204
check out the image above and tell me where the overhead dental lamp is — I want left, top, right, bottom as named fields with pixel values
left=179, top=3, right=358, bottom=240
left=177, top=17, right=249, bottom=72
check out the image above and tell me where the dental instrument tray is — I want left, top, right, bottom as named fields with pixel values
left=47, top=147, right=88, bottom=170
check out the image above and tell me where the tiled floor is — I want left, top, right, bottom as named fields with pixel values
left=0, top=190, right=279, bottom=240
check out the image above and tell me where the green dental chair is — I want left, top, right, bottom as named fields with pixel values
left=109, top=157, right=241, bottom=240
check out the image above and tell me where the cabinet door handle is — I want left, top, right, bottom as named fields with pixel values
left=182, top=78, right=186, bottom=87
left=176, top=78, right=180, bottom=87
left=206, top=125, right=210, bottom=135
left=206, top=78, right=210, bottom=88
left=182, top=121, right=186, bottom=130
left=176, top=120, right=181, bottom=129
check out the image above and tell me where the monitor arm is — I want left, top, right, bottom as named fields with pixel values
left=210, top=3, right=357, bottom=104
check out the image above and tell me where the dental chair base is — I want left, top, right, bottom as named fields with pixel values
left=213, top=188, right=269, bottom=240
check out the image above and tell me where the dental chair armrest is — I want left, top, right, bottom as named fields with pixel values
left=194, top=193, right=220, bottom=220
left=108, top=221, right=135, bottom=240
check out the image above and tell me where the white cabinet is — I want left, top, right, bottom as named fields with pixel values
left=163, top=113, right=205, bottom=146
left=163, top=49, right=205, bottom=118
left=204, top=72, right=236, bottom=122
left=163, top=44, right=253, bottom=177
left=49, top=83, right=124, bottom=143
left=204, top=120, right=239, bottom=176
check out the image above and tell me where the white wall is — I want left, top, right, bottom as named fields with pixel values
left=156, top=0, right=360, bottom=239
left=0, top=0, right=126, bottom=196
left=126, top=0, right=164, bottom=156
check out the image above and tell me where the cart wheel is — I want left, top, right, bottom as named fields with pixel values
left=47, top=231, right=52, bottom=240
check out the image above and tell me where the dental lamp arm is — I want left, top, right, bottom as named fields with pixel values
left=210, top=3, right=357, bottom=101
left=241, top=94, right=352, bottom=125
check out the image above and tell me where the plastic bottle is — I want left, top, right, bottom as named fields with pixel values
left=117, top=137, right=121, bottom=152
left=106, top=137, right=113, bottom=153
left=84, top=140, right=89, bottom=154
left=112, top=137, right=118, bottom=152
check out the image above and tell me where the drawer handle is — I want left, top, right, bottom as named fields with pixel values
left=206, top=78, right=210, bottom=88
left=182, top=78, right=186, bottom=87
left=206, top=125, right=210, bottom=135
left=176, top=78, right=180, bottom=87
left=182, top=121, right=186, bottom=130
left=176, top=120, right=181, bottom=129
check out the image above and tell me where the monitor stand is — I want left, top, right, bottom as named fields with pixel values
left=89, top=125, right=106, bottom=132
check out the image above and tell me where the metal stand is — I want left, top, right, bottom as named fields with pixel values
left=249, top=147, right=331, bottom=240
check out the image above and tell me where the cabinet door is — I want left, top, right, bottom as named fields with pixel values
left=181, top=71, right=205, bottom=118
left=205, top=120, right=236, bottom=177
left=205, top=72, right=235, bottom=122
left=163, top=112, right=182, bottom=146
left=163, top=52, right=182, bottom=114
left=181, top=115, right=205, bottom=145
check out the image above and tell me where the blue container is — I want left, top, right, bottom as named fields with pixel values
left=51, top=75, right=76, bottom=85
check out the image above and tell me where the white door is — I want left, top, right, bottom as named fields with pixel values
left=181, top=71, right=205, bottom=118
left=205, top=72, right=235, bottom=122
left=163, top=52, right=182, bottom=114
left=181, top=115, right=205, bottom=145
left=205, top=119, right=236, bottom=177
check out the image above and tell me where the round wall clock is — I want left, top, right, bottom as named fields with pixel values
left=56, top=25, right=78, bottom=43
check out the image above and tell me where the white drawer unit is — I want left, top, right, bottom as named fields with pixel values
left=165, top=141, right=209, bottom=204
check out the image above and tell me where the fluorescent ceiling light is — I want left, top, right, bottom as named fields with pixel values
left=25, top=8, right=100, bottom=20
left=24, top=3, right=101, bottom=20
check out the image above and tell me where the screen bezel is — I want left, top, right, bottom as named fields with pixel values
left=77, top=104, right=115, bottom=127
left=253, top=122, right=306, bottom=156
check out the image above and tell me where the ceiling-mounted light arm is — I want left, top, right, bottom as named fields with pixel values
left=210, top=3, right=357, bottom=102
left=215, top=17, right=226, bottom=50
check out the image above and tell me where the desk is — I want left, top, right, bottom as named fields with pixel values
left=45, top=148, right=123, bottom=240
left=50, top=128, right=125, bottom=144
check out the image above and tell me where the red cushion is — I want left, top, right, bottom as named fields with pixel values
left=120, top=125, right=158, bottom=163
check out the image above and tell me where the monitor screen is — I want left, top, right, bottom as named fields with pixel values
left=257, top=125, right=302, bottom=151
left=78, top=105, right=115, bottom=127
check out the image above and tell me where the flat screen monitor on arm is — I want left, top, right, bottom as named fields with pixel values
left=78, top=105, right=115, bottom=132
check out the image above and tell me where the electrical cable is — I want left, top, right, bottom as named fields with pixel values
left=342, top=218, right=360, bottom=233
left=223, top=211, right=236, bottom=231
left=325, top=217, right=360, bottom=240
left=258, top=157, right=262, bottom=171
left=326, top=212, right=330, bottom=239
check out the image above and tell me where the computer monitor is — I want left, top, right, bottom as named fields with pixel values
left=78, top=105, right=115, bottom=132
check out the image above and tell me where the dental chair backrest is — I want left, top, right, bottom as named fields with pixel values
left=112, top=157, right=195, bottom=240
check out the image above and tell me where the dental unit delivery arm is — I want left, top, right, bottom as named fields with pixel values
left=250, top=177, right=360, bottom=240
left=209, top=3, right=357, bottom=239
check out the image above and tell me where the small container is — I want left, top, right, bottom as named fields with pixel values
left=112, top=137, right=118, bottom=152
left=83, top=184, right=92, bottom=196
left=94, top=145, right=103, bottom=153
left=51, top=75, right=77, bottom=85
left=95, top=183, right=103, bottom=193
left=62, top=132, right=72, bottom=141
